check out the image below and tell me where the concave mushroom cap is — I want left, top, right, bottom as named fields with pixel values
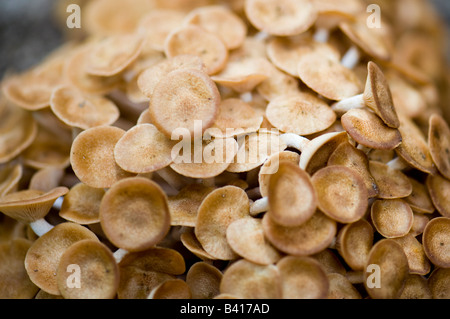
left=341, top=108, right=402, bottom=150
left=336, top=219, right=374, bottom=271
left=311, top=249, right=346, bottom=276
left=220, top=259, right=282, bottom=299
left=327, top=273, right=362, bottom=299
left=266, top=93, right=337, bottom=135
left=371, top=199, right=414, bottom=238
left=428, top=113, right=450, bottom=179
left=311, top=165, right=368, bottom=224
left=404, top=177, right=435, bottom=214
left=148, top=68, right=220, bottom=138
left=114, top=124, right=176, bottom=174
left=297, top=50, right=362, bottom=101
left=277, top=256, right=329, bottom=299
left=256, top=63, right=302, bottom=101
left=267, top=161, right=317, bottom=227
left=137, top=54, right=206, bottom=98
left=426, top=173, right=450, bottom=218
left=70, top=125, right=135, bottom=189
left=259, top=150, right=300, bottom=198
left=0, top=163, right=22, bottom=197
left=428, top=268, right=450, bottom=299
left=363, top=239, right=409, bottom=299
left=56, top=239, right=119, bottom=299
left=148, top=279, right=192, bottom=299
left=29, top=167, right=64, bottom=192
left=399, top=274, right=432, bottom=299
left=195, top=185, right=250, bottom=260
left=245, top=0, right=317, bottom=36
left=262, top=211, right=336, bottom=256
left=186, top=261, right=222, bottom=299
left=396, top=115, right=436, bottom=174
left=164, top=25, right=228, bottom=75
left=24, top=222, right=99, bottom=295
left=0, top=187, right=68, bottom=224
left=183, top=5, right=247, bottom=50
left=180, top=227, right=216, bottom=261
left=99, top=177, right=171, bottom=252
left=328, top=141, right=379, bottom=198
left=363, top=62, right=400, bottom=128
left=0, top=238, right=38, bottom=299
left=226, top=217, right=282, bottom=265
left=368, top=161, right=412, bottom=199
left=392, top=234, right=431, bottom=276
left=59, top=183, right=105, bottom=225
left=410, top=213, right=430, bottom=237
left=422, top=217, right=450, bottom=268
left=50, top=86, right=120, bottom=130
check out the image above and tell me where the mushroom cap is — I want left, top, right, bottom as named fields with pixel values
left=404, top=177, right=435, bottom=214
left=410, top=213, right=430, bottom=237
left=59, top=183, right=105, bottom=225
left=268, top=161, right=317, bottom=227
left=180, top=227, right=216, bottom=261
left=56, top=239, right=119, bottom=299
left=426, top=173, right=450, bottom=218
left=363, top=239, right=409, bottom=299
left=363, top=62, right=400, bottom=129
left=220, top=259, right=282, bottom=299
left=392, top=234, right=431, bottom=276
left=399, top=274, right=432, bottom=299
left=277, top=256, right=329, bottom=299
left=368, top=161, right=412, bottom=199
left=0, top=187, right=68, bottom=224
left=327, top=273, right=362, bottom=299
left=70, top=126, right=135, bottom=189
left=148, top=279, right=192, bottom=299
left=311, top=165, right=368, bottom=224
left=195, top=185, right=250, bottom=260
left=226, top=217, right=282, bottom=265
left=341, top=108, right=402, bottom=150
left=0, top=163, right=22, bottom=197
left=336, top=219, right=374, bottom=271
left=24, top=222, right=99, bottom=295
left=256, top=63, right=302, bottom=101
left=422, top=217, right=450, bottom=268
left=164, top=25, right=228, bottom=75
left=245, top=0, right=317, bottom=36
left=262, top=211, right=336, bottom=256
left=428, top=268, right=450, bottom=299
left=311, top=249, right=346, bottom=276
left=428, top=113, right=450, bottom=179
left=99, top=177, right=171, bottom=252
left=50, top=86, right=120, bottom=130
left=371, top=199, right=414, bottom=238
left=266, top=93, right=337, bottom=135
left=186, top=261, right=222, bottom=299
left=29, top=167, right=64, bottom=192
left=148, top=68, right=220, bottom=138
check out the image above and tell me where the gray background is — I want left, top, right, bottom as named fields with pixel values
left=0, top=0, right=449, bottom=77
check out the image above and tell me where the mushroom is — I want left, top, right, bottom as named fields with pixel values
left=29, top=167, right=64, bottom=193
left=426, top=173, right=450, bottom=218
left=392, top=234, right=431, bottom=276
left=410, top=213, right=430, bottom=237
left=404, top=177, right=435, bottom=214
left=148, top=279, right=192, bottom=299
left=428, top=268, right=450, bottom=299
left=399, top=275, right=432, bottom=299
left=311, top=249, right=346, bottom=276
left=327, top=273, right=362, bottom=299
left=186, top=261, right=222, bottom=299
left=428, top=113, right=450, bottom=179
left=422, top=217, right=450, bottom=268
left=180, top=227, right=216, bottom=262
left=371, top=199, right=414, bottom=238
left=0, top=163, right=22, bottom=197
left=368, top=161, right=412, bottom=199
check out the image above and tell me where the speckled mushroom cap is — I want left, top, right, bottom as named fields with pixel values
left=99, top=177, right=171, bottom=252
left=186, top=261, right=222, bottom=299
left=399, top=274, right=432, bottom=299
left=371, top=199, right=414, bottom=238
left=404, top=177, right=435, bottom=214
left=428, top=113, right=450, bottom=179
left=426, top=173, right=450, bottom=218
left=368, top=161, right=412, bottom=199
left=392, top=234, right=431, bottom=276
left=428, top=268, right=450, bottom=299
left=422, top=217, right=450, bottom=268
left=327, top=273, right=362, bottom=299
left=148, top=278, right=192, bottom=299
left=0, top=163, right=22, bottom=197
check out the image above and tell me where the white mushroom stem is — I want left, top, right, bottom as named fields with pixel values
left=341, top=45, right=361, bottom=69
left=313, top=28, right=330, bottom=43
left=113, top=248, right=128, bottom=263
left=328, top=237, right=337, bottom=249
left=331, top=94, right=365, bottom=115
left=356, top=144, right=372, bottom=155
left=240, top=92, right=253, bottom=103
left=52, top=196, right=64, bottom=210
left=279, top=133, right=310, bottom=153
left=386, top=157, right=409, bottom=171
left=30, top=218, right=54, bottom=237
left=250, top=196, right=269, bottom=216
left=254, top=31, right=270, bottom=41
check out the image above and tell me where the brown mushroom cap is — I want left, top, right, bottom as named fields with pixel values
left=341, top=108, right=402, bottom=150
left=363, top=239, right=409, bottom=299
left=148, top=278, right=192, bottom=299
left=266, top=93, right=337, bottom=135
left=164, top=25, right=228, bottom=75
left=422, top=217, right=450, bottom=268
left=186, top=261, right=222, bottom=299
left=0, top=187, right=68, bottom=224
left=426, top=173, right=450, bottom=218
left=405, top=177, right=435, bottom=214
left=336, top=219, right=374, bottom=271
left=327, top=273, right=362, bottom=299
left=70, top=125, right=135, bottom=189
left=148, top=68, right=220, bottom=138
left=428, top=267, right=450, bottom=299
left=24, top=222, right=99, bottom=295
left=371, top=199, right=414, bottom=238
left=429, top=113, right=450, bottom=179
left=369, top=161, right=412, bottom=199
left=267, top=161, right=317, bottom=227
left=220, top=259, right=282, bottom=299
left=99, top=177, right=171, bottom=252
left=245, top=0, right=317, bottom=36
left=311, top=165, right=368, bottom=224
left=56, top=239, right=119, bottom=299
left=180, top=227, right=216, bottom=261
left=0, top=238, right=38, bottom=299
left=311, top=249, right=346, bottom=276
left=399, top=274, right=432, bottom=299
left=226, top=217, right=282, bottom=265
left=262, top=211, right=336, bottom=256
left=195, top=185, right=250, bottom=260
left=50, top=86, right=120, bottom=130
left=0, top=163, right=22, bottom=197
left=29, top=167, right=64, bottom=193
left=410, top=213, right=430, bottom=237
left=277, top=255, right=329, bottom=299
left=392, top=234, right=431, bottom=276
left=59, top=183, right=105, bottom=225
left=256, top=63, right=302, bottom=101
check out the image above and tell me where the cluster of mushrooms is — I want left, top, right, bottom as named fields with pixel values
left=0, top=0, right=450, bottom=299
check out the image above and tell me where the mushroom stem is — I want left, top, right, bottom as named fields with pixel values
left=280, top=133, right=310, bottom=152
left=340, top=45, right=360, bottom=69
left=52, top=196, right=64, bottom=210
left=240, top=92, right=253, bottom=103
left=331, top=94, right=365, bottom=115
left=29, top=218, right=54, bottom=237
left=254, top=31, right=270, bottom=41
left=113, top=248, right=128, bottom=263
left=386, top=157, right=409, bottom=171
left=249, top=196, right=269, bottom=216
left=313, top=28, right=330, bottom=43
left=356, top=144, right=372, bottom=155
